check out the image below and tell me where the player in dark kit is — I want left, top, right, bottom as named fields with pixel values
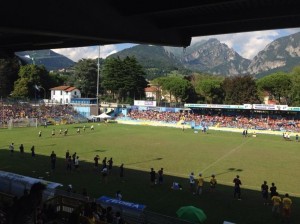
left=261, top=181, right=269, bottom=205
left=233, top=175, right=242, bottom=200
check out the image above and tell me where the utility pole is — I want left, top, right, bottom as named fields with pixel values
left=96, top=46, right=100, bottom=115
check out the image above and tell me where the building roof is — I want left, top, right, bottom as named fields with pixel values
left=1, top=0, right=300, bottom=56
left=145, top=86, right=158, bottom=92
left=50, top=86, right=78, bottom=92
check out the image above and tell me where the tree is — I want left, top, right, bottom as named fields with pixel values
left=11, top=64, right=49, bottom=99
left=256, top=72, right=292, bottom=104
left=152, top=76, right=192, bottom=103
left=194, top=75, right=224, bottom=104
left=0, top=57, right=19, bottom=97
left=101, top=56, right=148, bottom=103
left=288, top=66, right=300, bottom=106
left=222, top=75, right=260, bottom=104
left=68, top=59, right=99, bottom=97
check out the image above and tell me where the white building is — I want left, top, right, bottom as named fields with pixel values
left=50, top=86, right=81, bottom=104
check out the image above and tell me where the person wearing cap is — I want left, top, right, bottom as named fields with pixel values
left=233, top=175, right=242, bottom=200
left=197, top=173, right=204, bottom=195
left=210, top=174, right=217, bottom=192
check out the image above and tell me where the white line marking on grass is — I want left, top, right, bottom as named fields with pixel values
left=201, top=138, right=252, bottom=173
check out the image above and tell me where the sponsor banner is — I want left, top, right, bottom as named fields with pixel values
left=252, top=104, right=288, bottom=110
left=0, top=171, right=63, bottom=189
left=184, top=104, right=245, bottom=109
left=134, top=100, right=156, bottom=107
left=97, top=196, right=146, bottom=211
left=287, top=107, right=300, bottom=111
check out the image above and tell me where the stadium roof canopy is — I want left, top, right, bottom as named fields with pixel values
left=1, top=0, right=300, bottom=56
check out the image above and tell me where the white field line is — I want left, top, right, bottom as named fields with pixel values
left=201, top=138, right=252, bottom=173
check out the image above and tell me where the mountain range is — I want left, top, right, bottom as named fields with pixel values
left=109, top=31, right=300, bottom=79
left=15, top=32, right=300, bottom=79
left=15, top=49, right=75, bottom=71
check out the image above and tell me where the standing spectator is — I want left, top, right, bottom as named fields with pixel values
left=9, top=143, right=14, bottom=155
left=65, top=150, right=70, bottom=161
left=102, top=157, right=107, bottom=170
left=120, top=163, right=124, bottom=180
left=233, top=175, right=242, bottom=200
left=66, top=156, right=72, bottom=171
left=189, top=172, right=195, bottom=194
left=31, top=145, right=35, bottom=157
left=210, top=174, right=217, bottom=192
left=282, top=193, right=292, bottom=223
left=261, top=181, right=269, bottom=205
left=108, top=157, right=113, bottom=173
left=50, top=151, right=56, bottom=172
left=270, top=182, right=277, bottom=199
left=271, top=192, right=281, bottom=217
left=74, top=156, right=79, bottom=171
left=72, top=152, right=77, bottom=165
left=94, top=155, right=100, bottom=168
left=101, top=167, right=108, bottom=183
left=150, top=168, right=156, bottom=186
left=158, top=168, right=164, bottom=184
left=196, top=173, right=204, bottom=195
left=19, top=144, right=24, bottom=154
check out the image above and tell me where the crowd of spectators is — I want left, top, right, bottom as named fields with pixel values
left=122, top=109, right=300, bottom=132
left=0, top=101, right=81, bottom=125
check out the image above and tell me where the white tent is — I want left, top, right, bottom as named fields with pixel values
left=94, top=113, right=112, bottom=119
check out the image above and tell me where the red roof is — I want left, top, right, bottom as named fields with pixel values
left=145, top=86, right=158, bottom=92
left=50, top=86, right=78, bottom=92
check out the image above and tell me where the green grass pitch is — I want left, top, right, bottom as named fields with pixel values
left=0, top=123, right=299, bottom=224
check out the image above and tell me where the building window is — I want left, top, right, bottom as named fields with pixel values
left=60, top=91, right=62, bottom=95
left=53, top=90, right=55, bottom=95
left=74, top=91, right=77, bottom=95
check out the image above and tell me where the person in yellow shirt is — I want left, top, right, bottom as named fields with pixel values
left=210, top=174, right=217, bottom=192
left=271, top=192, right=281, bottom=216
left=197, top=173, right=204, bottom=195
left=282, top=193, right=292, bottom=223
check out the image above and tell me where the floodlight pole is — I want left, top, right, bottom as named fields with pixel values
left=96, top=45, right=100, bottom=115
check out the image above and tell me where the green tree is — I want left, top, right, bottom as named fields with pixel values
left=11, top=64, right=49, bottom=99
left=0, top=57, right=19, bottom=97
left=68, top=59, right=99, bottom=97
left=288, top=66, right=300, bottom=106
left=256, top=72, right=292, bottom=104
left=194, top=75, right=224, bottom=104
left=102, top=56, right=148, bottom=103
left=222, top=75, right=260, bottom=104
left=153, top=76, right=192, bottom=103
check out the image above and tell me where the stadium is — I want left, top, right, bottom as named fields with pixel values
left=0, top=100, right=300, bottom=224
left=1, top=0, right=300, bottom=223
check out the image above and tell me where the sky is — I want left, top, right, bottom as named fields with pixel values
left=52, top=28, right=300, bottom=62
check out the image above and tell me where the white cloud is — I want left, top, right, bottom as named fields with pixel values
left=52, top=45, right=120, bottom=62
